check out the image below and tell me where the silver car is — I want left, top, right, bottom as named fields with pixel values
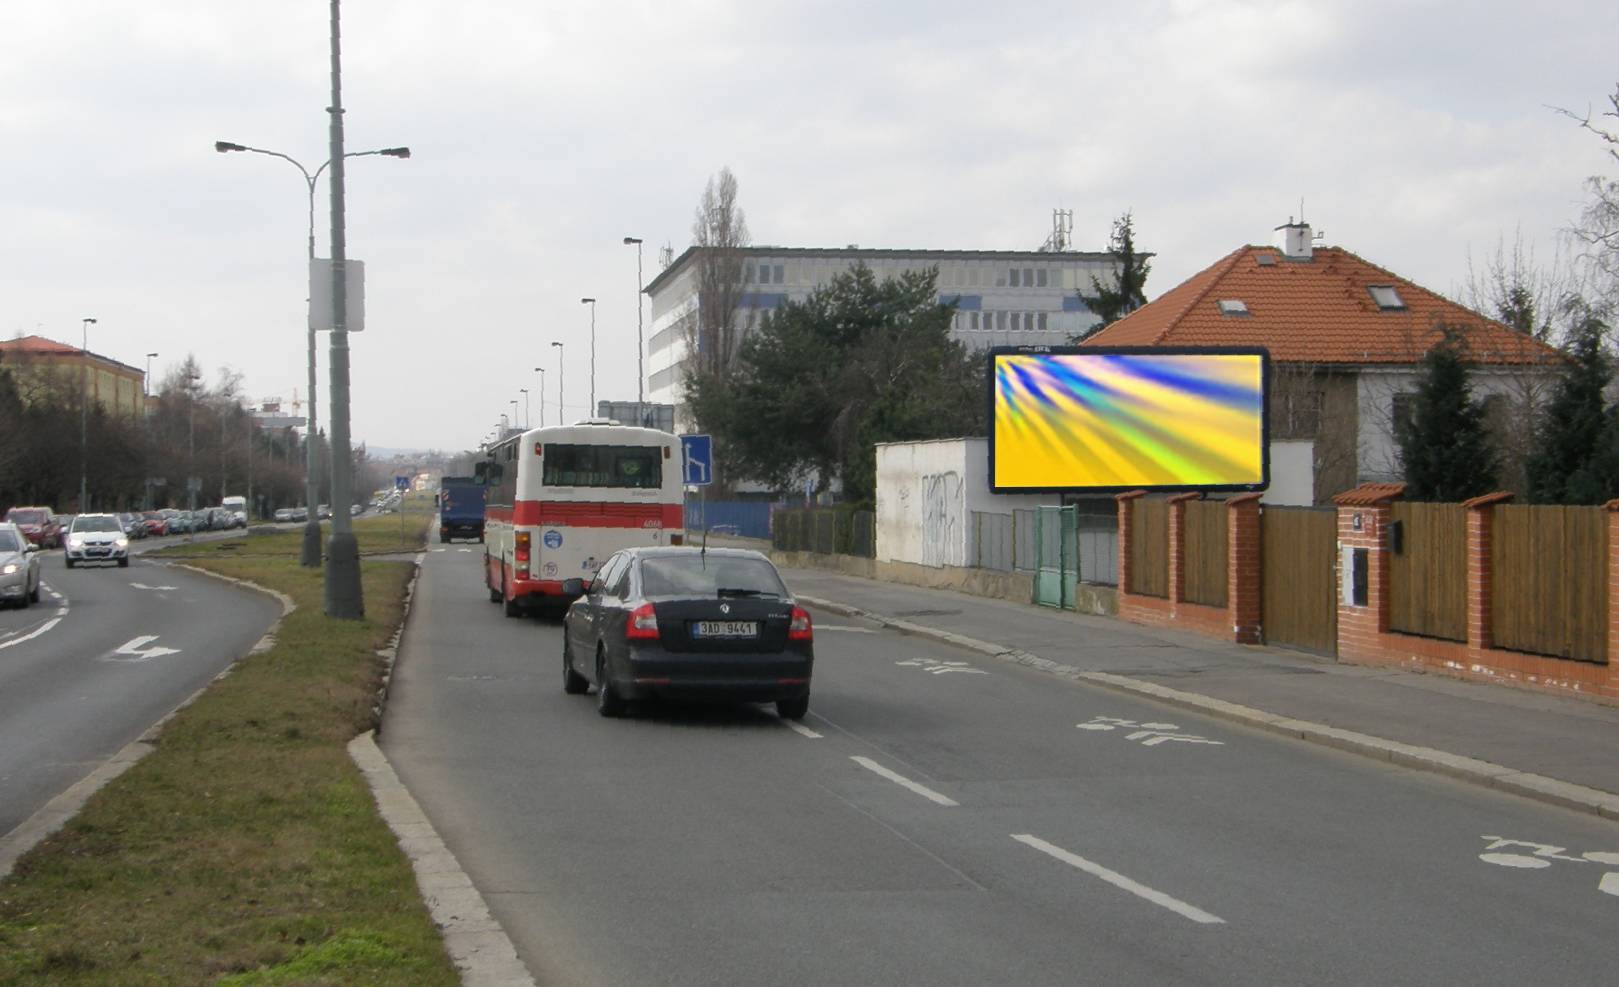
left=64, top=513, right=130, bottom=568
left=0, top=522, right=43, bottom=607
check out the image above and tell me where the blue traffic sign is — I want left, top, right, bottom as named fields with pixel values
left=395, top=475, right=411, bottom=491
left=680, top=434, right=713, bottom=486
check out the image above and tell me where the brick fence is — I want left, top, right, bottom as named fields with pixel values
left=1113, top=485, right=1619, bottom=703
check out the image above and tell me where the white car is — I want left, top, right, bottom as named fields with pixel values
left=274, top=508, right=294, bottom=522
left=0, top=521, right=43, bottom=607
left=64, top=513, right=130, bottom=568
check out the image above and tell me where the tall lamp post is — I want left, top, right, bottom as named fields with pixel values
left=510, top=400, right=519, bottom=434
left=213, top=140, right=408, bottom=569
left=532, top=367, right=545, bottom=428
left=623, top=237, right=644, bottom=425
left=520, top=388, right=530, bottom=429
left=580, top=297, right=597, bottom=414
left=186, top=372, right=202, bottom=542
left=144, top=352, right=158, bottom=397
left=79, top=317, right=97, bottom=512
left=550, top=341, right=565, bottom=424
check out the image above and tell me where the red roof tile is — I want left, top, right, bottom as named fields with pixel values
left=1084, top=246, right=1562, bottom=366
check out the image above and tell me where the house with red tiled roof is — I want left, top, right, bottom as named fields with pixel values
left=1083, top=221, right=1563, bottom=503
left=0, top=334, right=150, bottom=419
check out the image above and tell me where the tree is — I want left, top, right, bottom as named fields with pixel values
left=696, top=263, right=985, bottom=503
left=680, top=168, right=753, bottom=492
left=1557, top=84, right=1619, bottom=315
left=1395, top=328, right=1498, bottom=501
left=1074, top=210, right=1150, bottom=341
left=1526, top=304, right=1616, bottom=503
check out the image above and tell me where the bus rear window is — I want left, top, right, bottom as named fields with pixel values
left=542, top=444, right=663, bottom=489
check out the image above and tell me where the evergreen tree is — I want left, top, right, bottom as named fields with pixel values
left=1528, top=305, right=1616, bottom=503
left=1074, top=210, right=1150, bottom=341
left=1395, top=328, right=1498, bottom=501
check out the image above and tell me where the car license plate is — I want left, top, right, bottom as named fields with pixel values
left=693, top=620, right=757, bottom=639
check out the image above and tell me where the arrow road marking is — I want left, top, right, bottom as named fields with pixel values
left=103, top=635, right=182, bottom=662
left=129, top=582, right=178, bottom=591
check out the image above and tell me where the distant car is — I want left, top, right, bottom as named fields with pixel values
left=6, top=507, right=63, bottom=549
left=207, top=507, right=234, bottom=530
left=317, top=504, right=332, bottom=520
left=64, top=513, right=130, bottom=568
left=350, top=503, right=362, bottom=516
left=274, top=508, right=294, bottom=523
left=291, top=506, right=309, bottom=522
left=140, top=511, right=168, bottom=536
left=0, top=522, right=43, bottom=608
left=118, top=513, right=147, bottom=539
left=561, top=547, right=813, bottom=719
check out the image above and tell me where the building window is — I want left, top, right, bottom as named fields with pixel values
left=773, top=264, right=784, bottom=284
left=997, top=311, right=1008, bottom=331
left=1023, top=268, right=1033, bottom=287
left=1278, top=389, right=1324, bottom=439
left=1009, top=268, right=1021, bottom=287
left=1037, top=312, right=1048, bottom=331
left=744, top=263, right=755, bottom=284
left=995, top=271, right=1007, bottom=287
left=1036, top=269, right=1048, bottom=288
left=1391, top=392, right=1416, bottom=437
left=1368, top=285, right=1406, bottom=310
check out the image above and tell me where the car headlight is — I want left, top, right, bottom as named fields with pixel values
left=115, top=537, right=129, bottom=549
left=1, top=563, right=17, bottom=575
left=68, top=535, right=85, bottom=548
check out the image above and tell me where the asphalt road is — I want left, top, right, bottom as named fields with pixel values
left=0, top=546, right=281, bottom=836
left=383, top=544, right=1619, bottom=985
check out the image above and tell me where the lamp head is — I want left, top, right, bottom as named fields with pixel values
left=580, top=297, right=595, bottom=304
left=82, top=317, right=97, bottom=325
left=147, top=351, right=158, bottom=358
left=551, top=341, right=563, bottom=348
left=380, top=147, right=411, bottom=158
left=214, top=141, right=247, bottom=153
left=623, top=237, right=642, bottom=245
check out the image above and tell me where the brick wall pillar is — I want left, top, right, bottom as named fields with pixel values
left=1333, top=484, right=1406, bottom=659
left=1607, top=500, right=1619, bottom=692
left=1462, top=492, right=1514, bottom=653
left=1115, top=490, right=1145, bottom=596
left=1226, top=493, right=1263, bottom=644
left=1167, top=492, right=1200, bottom=606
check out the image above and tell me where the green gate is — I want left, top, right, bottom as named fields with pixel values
left=1033, top=505, right=1079, bottom=609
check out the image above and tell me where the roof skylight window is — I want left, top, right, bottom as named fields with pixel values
left=1217, top=299, right=1250, bottom=316
left=1368, top=285, right=1406, bottom=310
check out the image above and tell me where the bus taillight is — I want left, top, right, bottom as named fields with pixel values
left=515, top=531, right=530, bottom=577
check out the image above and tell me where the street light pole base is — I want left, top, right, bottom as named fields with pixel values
left=324, top=531, right=364, bottom=619
left=300, top=520, right=323, bottom=567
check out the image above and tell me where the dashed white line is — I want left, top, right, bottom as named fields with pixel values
left=1012, top=834, right=1225, bottom=925
left=817, top=625, right=878, bottom=633
left=785, top=721, right=822, bottom=739
left=850, top=756, right=958, bottom=806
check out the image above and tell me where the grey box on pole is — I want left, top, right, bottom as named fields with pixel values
left=309, top=259, right=365, bottom=331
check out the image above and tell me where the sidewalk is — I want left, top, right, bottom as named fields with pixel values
left=780, top=565, right=1619, bottom=819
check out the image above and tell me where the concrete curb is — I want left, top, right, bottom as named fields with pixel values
left=797, top=594, right=1619, bottom=822
left=373, top=552, right=426, bottom=730
left=348, top=731, right=536, bottom=986
left=0, top=562, right=296, bottom=881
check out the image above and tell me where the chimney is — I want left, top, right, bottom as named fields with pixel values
left=1273, top=218, right=1313, bottom=261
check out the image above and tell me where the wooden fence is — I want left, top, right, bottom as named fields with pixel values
left=1492, top=505, right=1608, bottom=664
left=1130, top=499, right=1169, bottom=598
left=1388, top=502, right=1467, bottom=642
left=1183, top=499, right=1228, bottom=608
left=1261, top=506, right=1338, bottom=656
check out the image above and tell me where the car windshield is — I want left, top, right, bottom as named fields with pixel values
left=7, top=509, right=45, bottom=525
left=73, top=516, right=122, bottom=533
left=0, top=530, right=20, bottom=552
left=638, top=555, right=787, bottom=599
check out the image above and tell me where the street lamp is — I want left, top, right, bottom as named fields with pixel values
left=78, top=317, right=99, bottom=512
left=510, top=399, right=519, bottom=433
left=186, top=371, right=203, bottom=542
left=520, top=388, right=530, bottom=429
left=214, top=138, right=409, bottom=570
left=551, top=341, right=565, bottom=424
left=580, top=297, right=597, bottom=413
left=532, top=367, right=545, bottom=428
left=145, top=352, right=158, bottom=397
left=623, top=237, right=644, bottom=425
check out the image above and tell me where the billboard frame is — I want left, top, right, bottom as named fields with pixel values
left=986, top=344, right=1271, bottom=496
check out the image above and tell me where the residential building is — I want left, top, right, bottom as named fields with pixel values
left=643, top=245, right=1120, bottom=430
left=0, top=334, right=150, bottom=419
left=1083, top=222, right=1563, bottom=504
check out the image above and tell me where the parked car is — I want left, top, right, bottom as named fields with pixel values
left=118, top=512, right=147, bottom=539
left=160, top=509, right=188, bottom=534
left=273, top=507, right=294, bottom=523
left=141, top=511, right=169, bottom=536
left=6, top=507, right=63, bottom=549
left=560, top=547, right=813, bottom=719
left=318, top=504, right=332, bottom=520
left=207, top=507, right=234, bottom=530
left=290, top=507, right=308, bottom=522
left=0, top=522, right=43, bottom=608
left=64, top=513, right=130, bottom=568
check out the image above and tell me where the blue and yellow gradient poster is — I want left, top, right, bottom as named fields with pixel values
left=990, top=349, right=1269, bottom=492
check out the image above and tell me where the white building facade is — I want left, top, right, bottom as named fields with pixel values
left=643, top=246, right=1118, bottom=429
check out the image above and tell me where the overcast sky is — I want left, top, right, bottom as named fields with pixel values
left=3, top=1, right=1615, bottom=452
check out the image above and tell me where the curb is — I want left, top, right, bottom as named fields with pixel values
left=373, top=552, right=426, bottom=730
left=796, top=594, right=1619, bottom=822
left=0, top=562, right=296, bottom=881
left=349, top=731, right=535, bottom=985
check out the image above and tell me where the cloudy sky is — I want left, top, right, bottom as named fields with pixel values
left=3, top=1, right=1615, bottom=452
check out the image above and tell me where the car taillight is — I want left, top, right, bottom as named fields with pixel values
left=788, top=606, right=813, bottom=641
left=626, top=602, right=659, bottom=640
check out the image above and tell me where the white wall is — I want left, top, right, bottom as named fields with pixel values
left=1355, top=365, right=1556, bottom=485
left=876, top=438, right=1059, bottom=567
left=1262, top=440, right=1315, bottom=506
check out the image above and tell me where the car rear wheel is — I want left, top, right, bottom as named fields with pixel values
left=596, top=649, right=625, bottom=717
left=562, top=634, right=589, bottom=695
left=776, top=695, right=809, bottom=721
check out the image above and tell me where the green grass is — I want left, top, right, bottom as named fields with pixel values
left=154, top=501, right=435, bottom=560
left=0, top=505, right=457, bottom=985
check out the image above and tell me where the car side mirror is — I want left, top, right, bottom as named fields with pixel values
left=562, top=578, right=584, bottom=597
left=24, top=542, right=38, bottom=553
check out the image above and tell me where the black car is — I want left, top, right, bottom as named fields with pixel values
left=561, top=547, right=813, bottom=719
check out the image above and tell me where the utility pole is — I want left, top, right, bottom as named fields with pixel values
left=324, top=0, right=363, bottom=618
left=79, top=317, right=97, bottom=512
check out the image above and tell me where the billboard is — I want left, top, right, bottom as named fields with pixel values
left=989, top=347, right=1269, bottom=493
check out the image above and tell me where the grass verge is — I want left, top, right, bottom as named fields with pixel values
left=157, top=503, right=435, bottom=561
left=0, top=506, right=455, bottom=985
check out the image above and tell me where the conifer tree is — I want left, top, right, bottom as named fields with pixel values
left=1528, top=305, right=1616, bottom=503
left=1395, top=328, right=1498, bottom=501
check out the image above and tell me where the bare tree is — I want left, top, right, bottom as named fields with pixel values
left=684, top=167, right=752, bottom=379
left=1555, top=84, right=1619, bottom=313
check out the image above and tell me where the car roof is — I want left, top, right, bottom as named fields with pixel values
left=74, top=513, right=117, bottom=520
left=622, top=546, right=771, bottom=562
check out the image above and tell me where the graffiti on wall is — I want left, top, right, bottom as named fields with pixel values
left=920, top=471, right=963, bottom=567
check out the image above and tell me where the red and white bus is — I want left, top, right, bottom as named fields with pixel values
left=480, top=421, right=685, bottom=616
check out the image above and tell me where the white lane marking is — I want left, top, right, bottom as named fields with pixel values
left=429, top=548, right=446, bottom=553
left=0, top=617, right=62, bottom=651
left=850, top=756, right=958, bottom=806
left=129, top=582, right=178, bottom=591
left=457, top=548, right=473, bottom=553
left=1012, top=834, right=1226, bottom=925
left=1480, top=853, right=1551, bottom=869
left=55, top=607, right=68, bottom=617
left=818, top=625, right=878, bottom=633
left=104, top=635, right=182, bottom=661
left=1602, top=873, right=1619, bottom=897
left=896, top=658, right=987, bottom=675
left=785, top=721, right=822, bottom=739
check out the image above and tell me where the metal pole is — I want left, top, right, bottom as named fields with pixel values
left=635, top=242, right=644, bottom=424
left=187, top=381, right=196, bottom=543
left=301, top=172, right=323, bottom=566
left=534, top=368, right=544, bottom=428
left=324, top=0, right=363, bottom=618
left=551, top=342, right=564, bottom=424
left=80, top=317, right=96, bottom=511
left=581, top=297, right=596, bottom=413
left=521, top=388, right=530, bottom=429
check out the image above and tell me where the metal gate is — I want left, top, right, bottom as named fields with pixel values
left=1260, top=506, right=1338, bottom=656
left=1033, top=506, right=1078, bottom=609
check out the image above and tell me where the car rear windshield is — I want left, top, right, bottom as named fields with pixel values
left=639, top=556, right=787, bottom=599
left=73, top=516, right=122, bottom=532
left=0, top=531, right=20, bottom=552
left=6, top=509, right=45, bottom=525
left=541, top=444, right=662, bottom=489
